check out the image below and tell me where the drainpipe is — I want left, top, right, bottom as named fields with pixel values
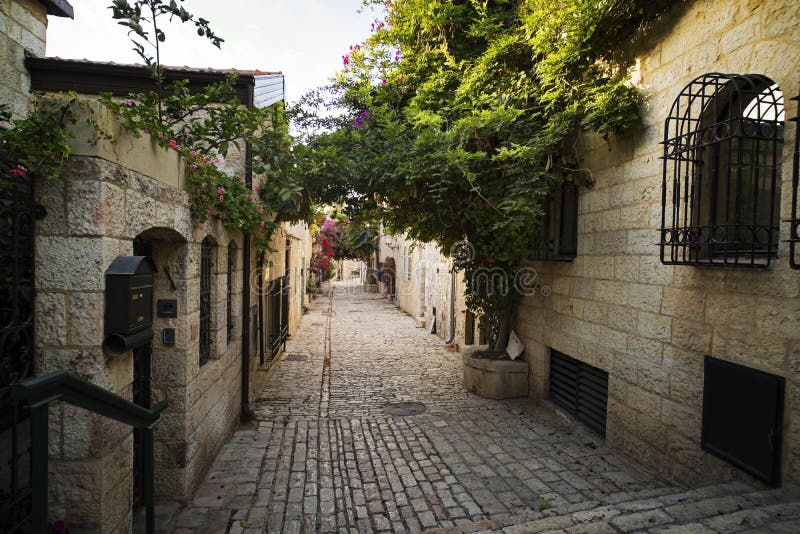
left=240, top=76, right=256, bottom=420
left=444, top=264, right=456, bottom=345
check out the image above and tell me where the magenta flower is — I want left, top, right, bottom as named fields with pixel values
left=123, top=99, right=133, bottom=107
left=381, top=79, right=387, bottom=85
left=168, top=139, right=178, bottom=148
left=342, top=55, right=349, bottom=66
left=214, top=156, right=221, bottom=163
left=10, top=164, right=27, bottom=177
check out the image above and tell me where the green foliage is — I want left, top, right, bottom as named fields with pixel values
left=101, top=2, right=309, bottom=248
left=109, top=0, right=222, bottom=87
left=293, top=0, right=677, bottom=347
left=0, top=99, right=75, bottom=188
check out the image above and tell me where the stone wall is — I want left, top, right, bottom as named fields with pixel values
left=516, top=0, right=800, bottom=486
left=34, top=100, right=273, bottom=530
left=0, top=0, right=47, bottom=117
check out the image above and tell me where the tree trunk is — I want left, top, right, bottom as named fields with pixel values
left=492, top=298, right=515, bottom=352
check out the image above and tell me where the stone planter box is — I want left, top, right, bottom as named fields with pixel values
left=462, top=347, right=528, bottom=399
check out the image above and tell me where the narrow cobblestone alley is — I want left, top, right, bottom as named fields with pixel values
left=169, top=282, right=800, bottom=534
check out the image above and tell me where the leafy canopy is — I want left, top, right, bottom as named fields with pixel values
left=293, top=0, right=676, bottom=346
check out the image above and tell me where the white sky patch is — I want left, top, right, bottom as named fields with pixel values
left=45, top=0, right=381, bottom=104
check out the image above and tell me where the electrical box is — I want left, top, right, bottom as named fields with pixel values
left=102, top=256, right=155, bottom=356
left=157, top=299, right=178, bottom=318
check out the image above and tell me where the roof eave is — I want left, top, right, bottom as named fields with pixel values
left=40, top=0, right=74, bottom=18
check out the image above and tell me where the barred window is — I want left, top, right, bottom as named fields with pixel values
left=661, top=73, right=785, bottom=268
left=199, top=237, right=213, bottom=366
left=789, top=92, right=799, bottom=270
left=227, top=242, right=235, bottom=344
left=531, top=180, right=578, bottom=261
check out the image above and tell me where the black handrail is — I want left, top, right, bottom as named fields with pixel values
left=11, top=370, right=166, bottom=534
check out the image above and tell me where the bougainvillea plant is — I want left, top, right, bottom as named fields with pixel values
left=101, top=1, right=310, bottom=247
left=0, top=99, right=74, bottom=189
left=291, top=0, right=679, bottom=351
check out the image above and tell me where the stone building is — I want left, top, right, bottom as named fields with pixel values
left=380, top=0, right=800, bottom=491
left=1, top=7, right=311, bottom=529
left=517, top=0, right=800, bottom=488
left=0, top=0, right=71, bottom=117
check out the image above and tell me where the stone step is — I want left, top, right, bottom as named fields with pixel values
left=425, top=483, right=800, bottom=534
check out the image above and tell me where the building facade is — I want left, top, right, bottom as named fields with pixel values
left=1, top=10, right=311, bottom=529
left=518, top=0, right=800, bottom=487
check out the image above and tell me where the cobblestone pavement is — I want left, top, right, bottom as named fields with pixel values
left=169, top=281, right=800, bottom=533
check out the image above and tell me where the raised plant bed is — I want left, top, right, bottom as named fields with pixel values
left=462, top=346, right=528, bottom=399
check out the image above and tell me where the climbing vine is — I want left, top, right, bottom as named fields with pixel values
left=293, top=0, right=680, bottom=350
left=0, top=99, right=74, bottom=188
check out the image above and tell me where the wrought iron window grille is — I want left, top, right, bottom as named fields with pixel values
left=788, top=91, right=799, bottom=269
left=226, top=243, right=234, bottom=344
left=660, top=73, right=785, bottom=268
left=531, top=180, right=578, bottom=261
left=199, top=237, right=213, bottom=366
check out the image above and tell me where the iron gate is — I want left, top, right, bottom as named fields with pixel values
left=0, top=172, right=37, bottom=532
left=266, top=276, right=289, bottom=359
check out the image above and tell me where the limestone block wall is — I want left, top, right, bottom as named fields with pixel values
left=35, top=102, right=262, bottom=529
left=0, top=0, right=46, bottom=117
left=516, top=0, right=800, bottom=486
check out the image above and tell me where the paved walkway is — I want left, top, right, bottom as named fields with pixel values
left=169, top=281, right=800, bottom=533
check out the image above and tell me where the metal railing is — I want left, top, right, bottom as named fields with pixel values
left=10, top=370, right=166, bottom=534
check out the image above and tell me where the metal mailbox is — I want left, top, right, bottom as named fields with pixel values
left=103, top=256, right=156, bottom=357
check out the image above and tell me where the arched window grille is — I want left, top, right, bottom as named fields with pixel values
left=789, top=91, right=799, bottom=270
left=660, top=73, right=785, bottom=268
left=227, top=243, right=234, bottom=344
left=199, top=237, right=212, bottom=366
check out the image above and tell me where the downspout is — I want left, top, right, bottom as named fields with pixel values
left=444, top=264, right=456, bottom=345
left=240, top=75, right=256, bottom=420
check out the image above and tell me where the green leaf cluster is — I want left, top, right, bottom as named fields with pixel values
left=294, top=0, right=677, bottom=346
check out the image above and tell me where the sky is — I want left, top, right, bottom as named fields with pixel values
left=46, top=0, right=380, bottom=104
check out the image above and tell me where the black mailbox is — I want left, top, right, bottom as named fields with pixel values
left=102, top=256, right=155, bottom=357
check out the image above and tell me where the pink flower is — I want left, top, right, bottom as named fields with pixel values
left=252, top=184, right=260, bottom=191
left=342, top=55, right=349, bottom=66
left=168, top=139, right=178, bottom=149
left=123, top=99, right=133, bottom=107
left=208, top=207, right=217, bottom=216
left=382, top=79, right=387, bottom=85
left=217, top=186, right=225, bottom=195
left=157, top=132, right=165, bottom=139
left=247, top=194, right=256, bottom=201
left=218, top=195, right=225, bottom=202
left=257, top=205, right=265, bottom=214
left=260, top=220, right=266, bottom=228
left=10, top=164, right=27, bottom=177
left=219, top=212, right=226, bottom=220
left=190, top=150, right=198, bottom=157
left=214, top=156, right=221, bottom=163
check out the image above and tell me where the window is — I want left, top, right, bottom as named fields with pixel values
left=790, top=91, right=799, bottom=270
left=531, top=180, right=578, bottom=261
left=661, top=74, right=785, bottom=268
left=226, top=243, right=235, bottom=344
left=199, top=237, right=213, bottom=366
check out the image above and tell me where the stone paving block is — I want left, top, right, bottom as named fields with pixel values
left=160, top=282, right=800, bottom=534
